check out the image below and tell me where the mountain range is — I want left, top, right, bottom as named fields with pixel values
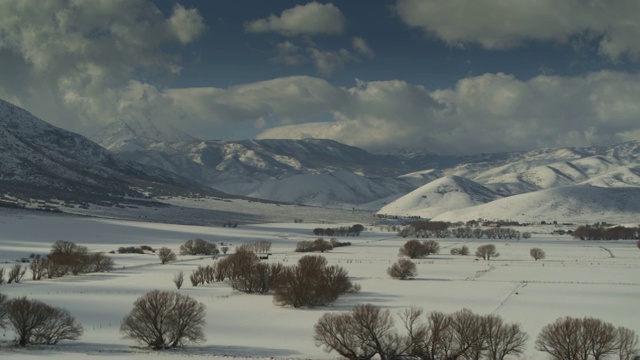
left=3, top=97, right=640, bottom=223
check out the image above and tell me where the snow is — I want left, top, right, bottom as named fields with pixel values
left=1, top=209, right=639, bottom=359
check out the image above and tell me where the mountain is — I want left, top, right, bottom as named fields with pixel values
left=0, top=98, right=218, bottom=206
left=378, top=175, right=503, bottom=218
left=107, top=138, right=417, bottom=207
left=431, top=185, right=640, bottom=224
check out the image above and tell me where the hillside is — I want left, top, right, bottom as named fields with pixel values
left=378, top=175, right=502, bottom=218
left=432, top=185, right=640, bottom=224
left=0, top=98, right=218, bottom=206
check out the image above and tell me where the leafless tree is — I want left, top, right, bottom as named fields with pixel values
left=483, top=314, right=528, bottom=360
left=637, top=239, right=640, bottom=250
left=221, top=246, right=229, bottom=254
left=314, top=304, right=400, bottom=360
left=179, top=239, right=218, bottom=256
left=158, top=247, right=177, bottom=264
left=7, top=264, right=26, bottom=284
left=536, top=316, right=624, bottom=360
left=6, top=296, right=83, bottom=346
left=0, top=268, right=4, bottom=284
left=314, top=311, right=376, bottom=359
left=120, top=290, right=205, bottom=349
left=90, top=252, right=114, bottom=272
left=449, top=308, right=486, bottom=358
left=30, top=257, right=47, bottom=280
left=173, top=271, right=184, bottom=290
left=388, top=259, right=417, bottom=280
left=476, top=244, right=500, bottom=260
left=50, top=240, right=86, bottom=255
left=617, top=326, right=639, bottom=360
left=530, top=248, right=546, bottom=261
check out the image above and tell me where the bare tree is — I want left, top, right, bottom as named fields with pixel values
left=314, top=311, right=376, bottom=360
left=314, top=304, right=400, bottom=360
left=120, top=290, right=206, bottom=349
left=0, top=268, right=4, bottom=284
left=617, top=327, right=639, bottom=360
left=637, top=239, right=640, bottom=250
left=476, top=244, right=500, bottom=260
left=530, top=248, right=546, bottom=261
left=7, top=264, right=26, bottom=284
left=388, top=259, right=417, bottom=280
left=158, top=247, right=177, bottom=264
left=221, top=246, right=229, bottom=254
left=483, top=314, right=528, bottom=360
left=173, top=271, right=184, bottom=290
left=30, top=257, right=47, bottom=280
left=6, top=297, right=83, bottom=346
left=536, top=316, right=623, bottom=360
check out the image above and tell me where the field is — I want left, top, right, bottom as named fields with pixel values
left=1, top=209, right=639, bottom=359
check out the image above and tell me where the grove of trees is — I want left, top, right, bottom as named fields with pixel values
left=179, top=239, right=218, bottom=256
left=573, top=225, right=640, bottom=240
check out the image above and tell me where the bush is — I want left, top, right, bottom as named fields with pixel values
left=120, top=290, right=206, bottom=349
left=530, top=248, right=545, bottom=261
left=173, top=271, right=184, bottom=290
left=273, top=255, right=358, bottom=308
left=476, top=244, right=499, bottom=260
left=179, top=239, right=218, bottom=256
left=117, top=246, right=144, bottom=254
left=45, top=241, right=113, bottom=277
left=6, top=296, right=83, bottom=346
left=450, top=245, right=469, bottom=256
left=399, top=240, right=440, bottom=259
left=296, top=238, right=333, bottom=253
left=158, top=247, right=177, bottom=264
left=388, top=259, right=417, bottom=280
left=0, top=293, right=7, bottom=330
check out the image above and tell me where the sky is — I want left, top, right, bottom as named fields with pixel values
left=2, top=0, right=640, bottom=155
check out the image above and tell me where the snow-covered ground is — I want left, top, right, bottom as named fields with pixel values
left=1, top=209, right=639, bottom=359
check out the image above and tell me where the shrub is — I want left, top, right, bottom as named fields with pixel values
left=158, top=247, right=177, bottom=264
left=6, top=296, right=83, bottom=346
left=273, top=255, right=358, bottom=308
left=117, top=246, right=144, bottom=254
left=7, top=264, right=26, bottom=284
left=530, top=248, right=546, bottom=261
left=388, top=259, right=417, bottom=280
left=120, top=290, right=206, bottom=349
left=179, top=239, right=218, bottom=256
left=173, top=271, right=184, bottom=290
left=476, top=244, right=499, bottom=260
left=296, top=238, right=333, bottom=253
left=0, top=293, right=7, bottom=330
left=399, top=240, right=439, bottom=259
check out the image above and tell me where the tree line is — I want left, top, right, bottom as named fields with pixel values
left=314, top=304, right=639, bottom=360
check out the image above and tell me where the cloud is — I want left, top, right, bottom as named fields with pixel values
left=167, top=4, right=207, bottom=44
left=244, top=2, right=346, bottom=36
left=307, top=47, right=354, bottom=75
left=352, top=36, right=374, bottom=58
left=255, top=71, right=640, bottom=154
left=270, top=41, right=306, bottom=65
left=0, top=0, right=206, bottom=134
left=394, top=0, right=640, bottom=61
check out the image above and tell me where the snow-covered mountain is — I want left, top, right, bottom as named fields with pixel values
left=378, top=175, right=503, bottom=218
left=0, top=99, right=217, bottom=205
left=108, top=138, right=417, bottom=207
left=431, top=185, right=640, bottom=224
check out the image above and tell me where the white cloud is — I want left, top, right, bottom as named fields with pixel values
left=255, top=71, right=640, bottom=154
left=394, top=0, right=640, bottom=61
left=244, top=2, right=346, bottom=37
left=167, top=4, right=207, bottom=44
left=307, top=47, right=354, bottom=75
left=0, top=0, right=206, bottom=134
left=352, top=36, right=374, bottom=58
left=270, top=41, right=305, bottom=65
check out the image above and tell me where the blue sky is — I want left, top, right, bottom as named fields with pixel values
left=2, top=0, right=640, bottom=154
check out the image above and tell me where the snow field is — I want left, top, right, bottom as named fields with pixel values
left=0, top=211, right=639, bottom=359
